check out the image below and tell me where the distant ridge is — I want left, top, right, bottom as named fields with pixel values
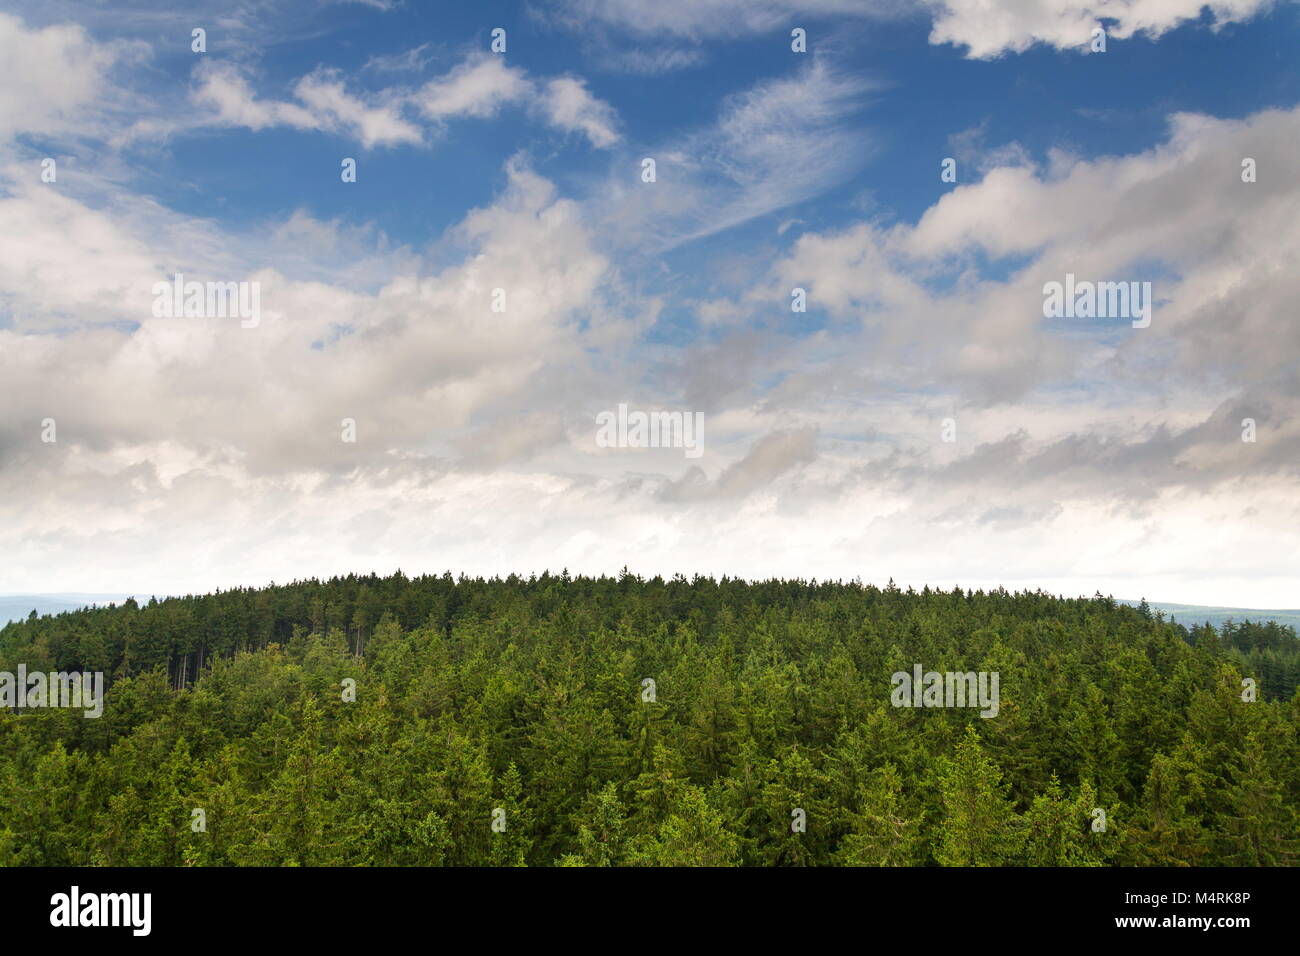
left=1119, top=599, right=1300, bottom=631
left=0, top=593, right=135, bottom=626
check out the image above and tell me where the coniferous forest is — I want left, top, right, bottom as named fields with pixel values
left=0, top=572, right=1296, bottom=867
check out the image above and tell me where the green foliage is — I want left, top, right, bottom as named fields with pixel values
left=933, top=727, right=1022, bottom=865
left=0, top=572, right=1295, bottom=865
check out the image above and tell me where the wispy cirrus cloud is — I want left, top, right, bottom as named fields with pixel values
left=596, top=56, right=876, bottom=249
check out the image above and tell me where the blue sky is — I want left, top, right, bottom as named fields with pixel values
left=104, top=2, right=1300, bottom=254
left=2, top=0, right=1299, bottom=606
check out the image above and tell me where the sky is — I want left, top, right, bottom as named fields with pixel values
left=1, top=0, right=1298, bottom=606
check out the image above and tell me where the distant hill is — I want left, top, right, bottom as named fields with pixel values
left=1119, top=600, right=1300, bottom=631
left=0, top=594, right=134, bottom=626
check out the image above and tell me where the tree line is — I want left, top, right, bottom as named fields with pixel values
left=0, top=572, right=1295, bottom=865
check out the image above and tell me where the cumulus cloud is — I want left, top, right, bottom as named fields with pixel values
left=3, top=7, right=1299, bottom=607
left=0, top=13, right=125, bottom=140
left=927, top=0, right=1276, bottom=58
left=0, top=154, right=621, bottom=479
left=726, top=105, right=1300, bottom=409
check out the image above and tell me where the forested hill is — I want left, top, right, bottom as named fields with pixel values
left=1, top=573, right=1296, bottom=866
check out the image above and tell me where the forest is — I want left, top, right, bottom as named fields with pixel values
left=0, top=571, right=1296, bottom=866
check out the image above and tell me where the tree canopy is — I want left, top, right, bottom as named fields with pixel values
left=1, top=572, right=1295, bottom=866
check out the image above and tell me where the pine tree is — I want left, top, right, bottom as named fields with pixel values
left=837, top=764, right=922, bottom=866
left=933, top=726, right=1021, bottom=866
left=1214, top=731, right=1299, bottom=865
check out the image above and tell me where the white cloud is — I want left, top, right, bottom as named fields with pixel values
left=413, top=54, right=531, bottom=120
left=414, top=56, right=620, bottom=148
left=730, top=105, right=1300, bottom=408
left=597, top=46, right=708, bottom=75
left=544, top=0, right=907, bottom=39
left=192, top=53, right=621, bottom=150
left=545, top=0, right=1278, bottom=59
left=594, top=57, right=874, bottom=248
left=2, top=11, right=1299, bottom=607
left=539, top=76, right=621, bottom=148
left=0, top=13, right=121, bottom=140
left=293, top=70, right=423, bottom=148
left=928, top=0, right=1276, bottom=58
left=0, top=154, right=619, bottom=472
left=192, top=62, right=421, bottom=147
left=363, top=43, right=435, bottom=74
left=191, top=62, right=321, bottom=132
